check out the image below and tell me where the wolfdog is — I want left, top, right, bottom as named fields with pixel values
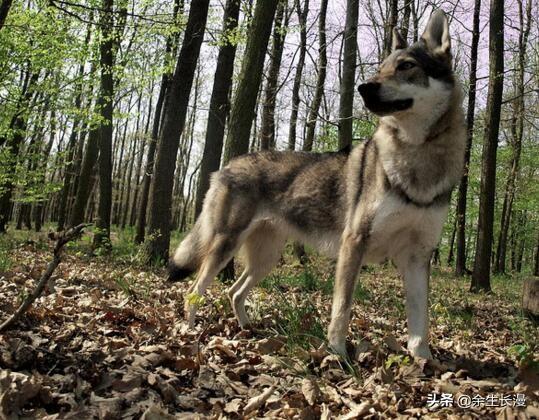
left=169, top=10, right=465, bottom=359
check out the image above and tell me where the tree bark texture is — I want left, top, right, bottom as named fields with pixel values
left=455, top=0, right=481, bottom=276
left=471, top=0, right=504, bottom=293
left=338, top=0, right=358, bottom=150
left=145, top=0, right=210, bottom=263
left=194, top=0, right=240, bottom=218
left=223, top=0, right=279, bottom=163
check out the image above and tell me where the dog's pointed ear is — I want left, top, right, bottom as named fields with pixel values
left=421, top=9, right=451, bottom=57
left=392, top=28, right=407, bottom=51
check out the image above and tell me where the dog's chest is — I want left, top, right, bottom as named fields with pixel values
left=363, top=194, right=448, bottom=264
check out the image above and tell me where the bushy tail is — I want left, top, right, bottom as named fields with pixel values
left=167, top=220, right=206, bottom=282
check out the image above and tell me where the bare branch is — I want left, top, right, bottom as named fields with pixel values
left=0, top=223, right=90, bottom=332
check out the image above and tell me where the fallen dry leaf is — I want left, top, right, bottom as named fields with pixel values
left=243, top=384, right=277, bottom=414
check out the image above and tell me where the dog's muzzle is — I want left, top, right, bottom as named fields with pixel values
left=358, top=82, right=413, bottom=115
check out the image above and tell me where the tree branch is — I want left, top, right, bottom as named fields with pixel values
left=0, top=223, right=90, bottom=332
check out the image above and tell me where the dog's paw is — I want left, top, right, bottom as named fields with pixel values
left=408, top=344, right=433, bottom=360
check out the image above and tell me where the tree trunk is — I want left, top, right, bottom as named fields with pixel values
left=0, top=0, right=13, bottom=30
left=221, top=0, right=279, bottom=280
left=303, top=0, right=328, bottom=152
left=522, top=278, right=539, bottom=320
left=129, top=86, right=152, bottom=227
left=534, top=233, right=539, bottom=276
left=145, top=0, right=210, bottom=263
left=447, top=215, right=457, bottom=266
left=471, top=0, right=504, bottom=293
left=121, top=134, right=138, bottom=228
left=401, top=0, right=412, bottom=41
left=383, top=0, right=398, bottom=58
left=338, top=0, right=358, bottom=150
left=194, top=0, right=240, bottom=218
left=494, top=0, right=531, bottom=274
left=286, top=0, right=309, bottom=151
left=34, top=110, right=57, bottom=232
left=70, top=124, right=99, bottom=227
left=134, top=0, right=183, bottom=244
left=455, top=0, right=481, bottom=277
left=223, top=0, right=279, bottom=162
left=57, top=19, right=92, bottom=231
left=0, top=70, right=39, bottom=233
left=93, top=0, right=115, bottom=250
left=259, top=1, right=287, bottom=150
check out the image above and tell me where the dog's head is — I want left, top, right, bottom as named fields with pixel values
left=358, top=9, right=454, bottom=117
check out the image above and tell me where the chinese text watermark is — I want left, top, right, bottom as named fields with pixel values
left=426, top=393, right=527, bottom=409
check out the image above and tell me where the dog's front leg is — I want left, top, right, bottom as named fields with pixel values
left=399, top=256, right=433, bottom=359
left=328, top=230, right=365, bottom=357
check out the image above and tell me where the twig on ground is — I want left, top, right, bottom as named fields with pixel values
left=0, top=223, right=90, bottom=332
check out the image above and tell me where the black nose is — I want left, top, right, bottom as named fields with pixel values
left=357, top=82, right=380, bottom=99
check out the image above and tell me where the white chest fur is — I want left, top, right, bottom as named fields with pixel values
left=364, top=194, right=448, bottom=264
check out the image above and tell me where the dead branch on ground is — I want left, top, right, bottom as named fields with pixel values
left=0, top=223, right=89, bottom=332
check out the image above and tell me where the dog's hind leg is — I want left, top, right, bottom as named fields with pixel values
left=227, top=269, right=248, bottom=304
left=231, top=223, right=286, bottom=328
left=184, top=232, right=243, bottom=328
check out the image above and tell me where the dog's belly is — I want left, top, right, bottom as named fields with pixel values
left=363, top=195, right=448, bottom=264
left=252, top=194, right=447, bottom=264
left=251, top=212, right=341, bottom=258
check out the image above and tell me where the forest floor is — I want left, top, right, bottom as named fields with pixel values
left=0, top=228, right=538, bottom=419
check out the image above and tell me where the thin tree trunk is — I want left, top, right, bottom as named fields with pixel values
left=19, top=94, right=50, bottom=231
left=180, top=163, right=200, bottom=232
left=494, top=0, right=531, bottom=274
left=287, top=0, right=309, bottom=151
left=338, top=0, right=358, bottom=150
left=471, top=0, right=504, bottom=293
left=303, top=0, right=328, bottom=152
left=112, top=111, right=130, bottom=225
left=0, top=70, right=39, bottom=233
left=57, top=19, right=92, bottom=231
left=455, top=0, right=481, bottom=276
left=135, top=0, right=183, bottom=244
left=447, top=215, right=457, bottom=265
left=34, top=110, right=57, bottom=231
left=93, top=0, right=115, bottom=250
left=259, top=1, right=287, bottom=150
left=401, top=0, right=412, bottom=41
left=129, top=132, right=147, bottom=226
left=121, top=133, right=138, bottom=228
left=534, top=232, right=539, bottom=276
left=145, top=0, right=210, bottom=263
left=70, top=123, right=99, bottom=227
left=194, top=0, right=240, bottom=217
left=129, top=86, right=152, bottom=226
left=223, top=0, right=279, bottom=162
left=383, top=0, right=398, bottom=58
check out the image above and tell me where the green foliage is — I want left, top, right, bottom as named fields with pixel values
left=273, top=295, right=325, bottom=350
left=186, top=292, right=206, bottom=307
left=508, top=343, right=539, bottom=371
left=385, top=354, right=411, bottom=370
left=0, top=238, right=12, bottom=273
left=113, top=275, right=137, bottom=299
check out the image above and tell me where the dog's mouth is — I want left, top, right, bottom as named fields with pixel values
left=363, top=98, right=414, bottom=116
left=357, top=82, right=414, bottom=116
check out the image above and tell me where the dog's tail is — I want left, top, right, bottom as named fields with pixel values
left=168, top=218, right=207, bottom=282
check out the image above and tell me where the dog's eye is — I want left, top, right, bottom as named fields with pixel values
left=397, top=61, right=416, bottom=71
